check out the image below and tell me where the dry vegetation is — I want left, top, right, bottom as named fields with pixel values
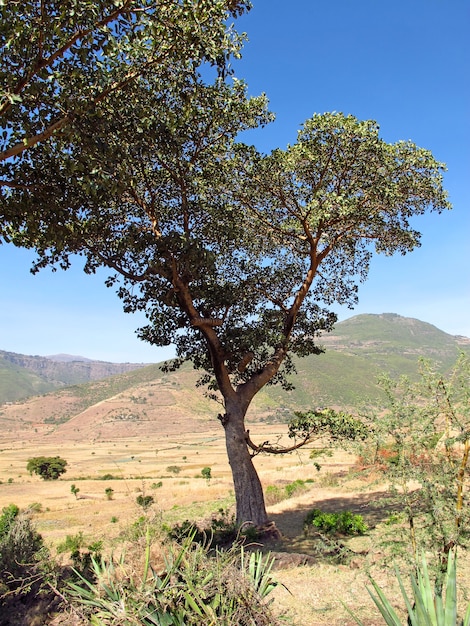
left=0, top=428, right=415, bottom=625
left=1, top=416, right=469, bottom=625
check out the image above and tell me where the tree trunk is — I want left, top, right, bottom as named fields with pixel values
left=223, top=397, right=269, bottom=527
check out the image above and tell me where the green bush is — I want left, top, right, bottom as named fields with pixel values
left=201, top=466, right=212, bottom=481
left=304, top=509, right=368, bottom=535
left=57, top=532, right=102, bottom=581
left=101, top=473, right=116, bottom=480
left=0, top=504, right=19, bottom=538
left=0, top=506, right=45, bottom=586
left=265, top=479, right=311, bottom=505
left=136, top=495, right=154, bottom=510
left=285, top=478, right=306, bottom=498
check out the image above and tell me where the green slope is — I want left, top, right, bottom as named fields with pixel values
left=1, top=314, right=467, bottom=413
left=0, top=356, right=57, bottom=402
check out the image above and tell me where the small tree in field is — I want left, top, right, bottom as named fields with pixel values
left=26, top=456, right=67, bottom=480
left=71, top=484, right=80, bottom=499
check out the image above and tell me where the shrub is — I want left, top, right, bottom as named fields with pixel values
left=265, top=485, right=283, bottom=505
left=304, top=509, right=368, bottom=536
left=0, top=506, right=45, bottom=586
left=27, top=502, right=43, bottom=514
left=0, top=504, right=19, bottom=538
left=166, top=465, right=181, bottom=474
left=57, top=532, right=102, bottom=581
left=265, top=479, right=311, bottom=505
left=67, top=532, right=281, bottom=625
left=26, top=456, right=67, bottom=480
left=165, top=508, right=262, bottom=548
left=136, top=495, right=154, bottom=510
left=104, top=487, right=114, bottom=500
left=355, top=354, right=470, bottom=570
left=70, top=484, right=80, bottom=499
left=285, top=478, right=306, bottom=498
left=201, top=466, right=212, bottom=481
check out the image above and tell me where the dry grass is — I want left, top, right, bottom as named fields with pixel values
left=1, top=425, right=469, bottom=625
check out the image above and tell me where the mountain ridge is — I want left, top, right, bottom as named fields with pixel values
left=1, top=313, right=468, bottom=444
left=0, top=350, right=148, bottom=404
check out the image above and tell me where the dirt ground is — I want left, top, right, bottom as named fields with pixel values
left=0, top=427, right=468, bottom=625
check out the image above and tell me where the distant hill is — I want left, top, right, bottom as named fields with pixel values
left=0, top=350, right=148, bottom=404
left=0, top=314, right=467, bottom=443
left=267, top=312, right=469, bottom=410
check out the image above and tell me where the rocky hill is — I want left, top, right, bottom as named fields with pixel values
left=0, top=350, right=148, bottom=403
left=0, top=314, right=467, bottom=444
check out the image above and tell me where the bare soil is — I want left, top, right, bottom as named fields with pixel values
left=0, top=422, right=468, bottom=625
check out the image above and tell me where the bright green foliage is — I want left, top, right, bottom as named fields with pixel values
left=0, top=0, right=250, bottom=166
left=104, top=487, right=114, bottom=500
left=346, top=551, right=470, bottom=626
left=304, top=509, right=368, bottom=536
left=70, top=484, right=80, bottom=499
left=0, top=504, right=19, bottom=539
left=289, top=409, right=369, bottom=444
left=26, top=456, right=67, bottom=480
left=201, top=466, right=212, bottom=481
left=67, top=531, right=280, bottom=625
left=357, top=354, right=470, bottom=568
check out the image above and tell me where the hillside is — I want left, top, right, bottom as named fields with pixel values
left=0, top=314, right=467, bottom=443
left=0, top=350, right=148, bottom=403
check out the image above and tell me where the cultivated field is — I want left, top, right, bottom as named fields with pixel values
left=1, top=422, right=469, bottom=625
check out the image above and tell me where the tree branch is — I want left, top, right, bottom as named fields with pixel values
left=0, top=0, right=134, bottom=118
left=245, top=429, right=311, bottom=455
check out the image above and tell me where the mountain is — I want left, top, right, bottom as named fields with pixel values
left=271, top=312, right=469, bottom=409
left=0, top=350, right=148, bottom=404
left=45, top=354, right=95, bottom=362
left=0, top=314, right=467, bottom=443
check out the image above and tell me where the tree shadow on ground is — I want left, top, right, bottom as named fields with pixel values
left=263, top=487, right=396, bottom=562
left=271, top=488, right=393, bottom=538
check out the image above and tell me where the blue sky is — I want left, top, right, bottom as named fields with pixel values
left=1, top=0, right=469, bottom=362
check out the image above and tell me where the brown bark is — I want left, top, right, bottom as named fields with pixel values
left=223, top=396, right=269, bottom=527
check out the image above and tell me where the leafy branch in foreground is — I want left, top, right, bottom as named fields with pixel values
left=357, top=353, right=470, bottom=570
left=246, top=408, right=368, bottom=456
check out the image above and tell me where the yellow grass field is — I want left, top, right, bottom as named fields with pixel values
left=0, top=424, right=468, bottom=625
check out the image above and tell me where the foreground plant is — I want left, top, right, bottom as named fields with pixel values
left=357, top=353, right=470, bottom=569
left=346, top=551, right=470, bottom=626
left=304, top=508, right=368, bottom=536
left=67, top=530, right=281, bottom=625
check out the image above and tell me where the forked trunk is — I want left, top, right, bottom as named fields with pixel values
left=223, top=397, right=269, bottom=527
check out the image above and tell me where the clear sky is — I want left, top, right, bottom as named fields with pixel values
left=1, top=0, right=469, bottom=362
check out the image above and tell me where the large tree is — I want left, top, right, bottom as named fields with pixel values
left=1, top=59, right=450, bottom=525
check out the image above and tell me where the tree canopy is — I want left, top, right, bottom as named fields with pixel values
left=26, top=456, right=68, bottom=480
left=0, top=2, right=451, bottom=525
left=0, top=0, right=249, bottom=172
